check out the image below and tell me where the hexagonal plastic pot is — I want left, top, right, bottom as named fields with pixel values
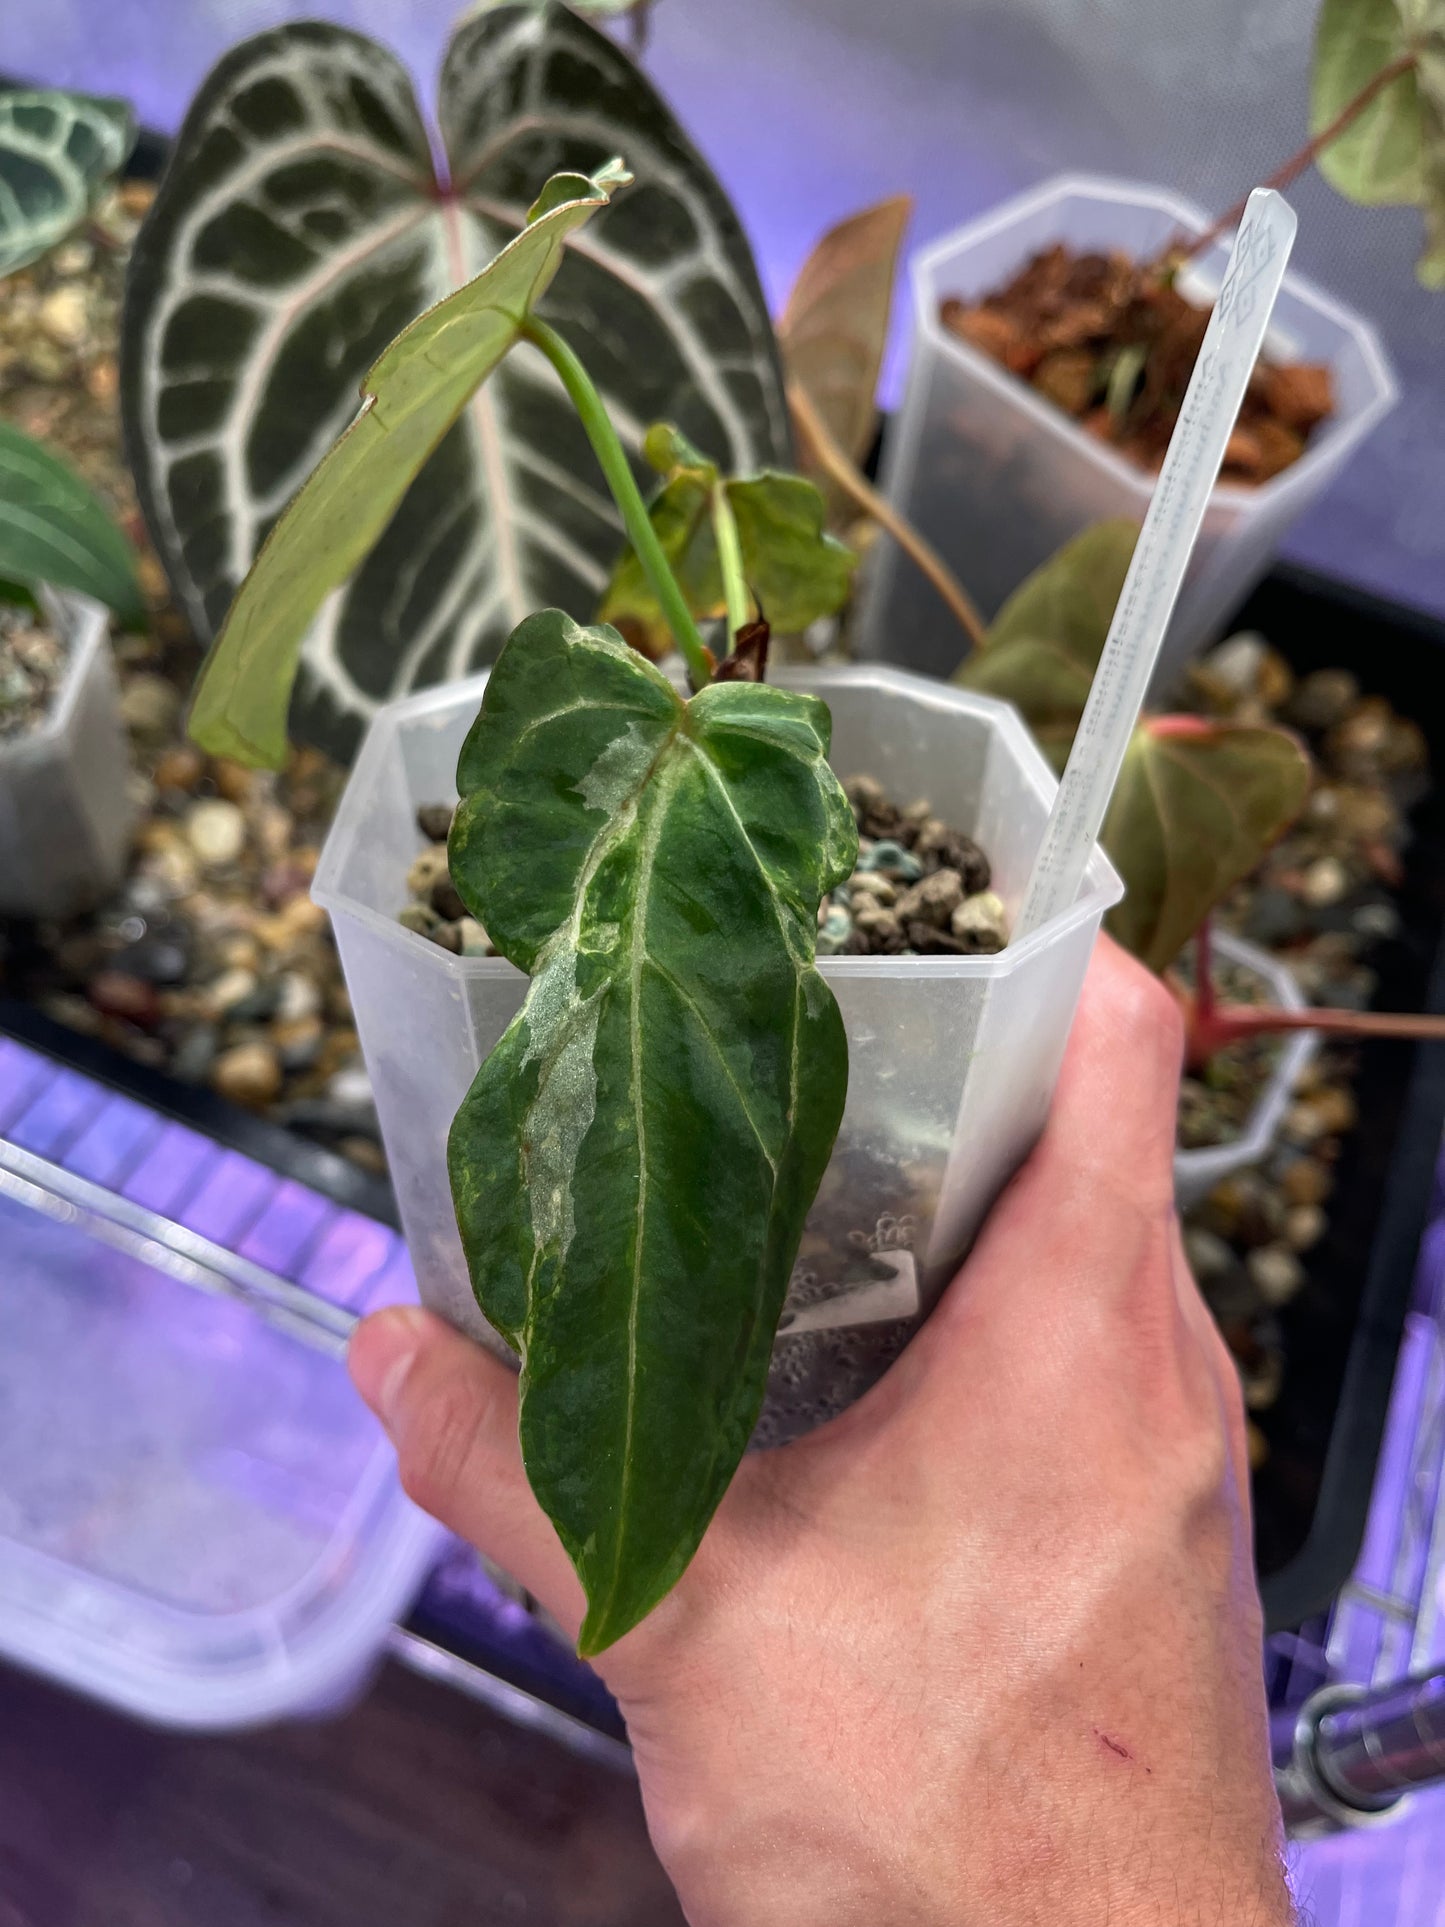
left=1173, top=930, right=1317, bottom=1211
left=857, top=175, right=1398, bottom=696
left=314, top=663, right=1122, bottom=1442
left=0, top=590, right=132, bottom=919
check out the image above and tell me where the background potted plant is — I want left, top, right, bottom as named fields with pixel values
left=954, top=517, right=1445, bottom=1199
left=0, top=418, right=144, bottom=919
left=852, top=0, right=1444, bottom=688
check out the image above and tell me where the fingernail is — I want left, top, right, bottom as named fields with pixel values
left=348, top=1304, right=430, bottom=1424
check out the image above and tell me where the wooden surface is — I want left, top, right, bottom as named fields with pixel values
left=0, top=1658, right=685, bottom=1927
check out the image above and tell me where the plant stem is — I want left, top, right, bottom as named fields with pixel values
left=786, top=379, right=989, bottom=654
left=710, top=484, right=751, bottom=648
left=1168, top=50, right=1419, bottom=267
left=522, top=315, right=713, bottom=688
left=1194, top=915, right=1218, bottom=1031
left=1180, top=990, right=1445, bottom=1071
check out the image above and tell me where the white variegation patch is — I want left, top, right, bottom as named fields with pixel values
left=519, top=943, right=604, bottom=1266
left=574, top=719, right=659, bottom=813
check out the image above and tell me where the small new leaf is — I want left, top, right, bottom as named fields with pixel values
left=187, top=165, right=628, bottom=768
left=447, top=611, right=856, bottom=1652
left=955, top=518, right=1137, bottom=764
left=1312, top=0, right=1445, bottom=287
left=1104, top=717, right=1312, bottom=973
left=778, top=196, right=914, bottom=488
left=600, top=425, right=855, bottom=654
left=0, top=420, right=144, bottom=625
left=0, top=87, right=134, bottom=279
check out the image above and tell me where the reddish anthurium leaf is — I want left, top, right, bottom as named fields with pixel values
left=778, top=195, right=914, bottom=487
left=1103, top=715, right=1311, bottom=973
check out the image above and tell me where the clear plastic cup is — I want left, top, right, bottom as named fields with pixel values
left=314, top=663, right=1123, bottom=1443
left=856, top=175, right=1398, bottom=697
left=0, top=591, right=133, bottom=920
left=1173, top=931, right=1316, bottom=1210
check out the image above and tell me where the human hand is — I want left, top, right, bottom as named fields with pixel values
left=349, top=937, right=1292, bottom=1927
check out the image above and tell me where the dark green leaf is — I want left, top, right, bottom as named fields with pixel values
left=0, top=578, right=39, bottom=612
left=447, top=611, right=856, bottom=1651
left=0, top=420, right=143, bottom=624
left=0, top=87, right=134, bottom=278
left=1312, top=0, right=1445, bottom=287
left=599, top=428, right=855, bottom=653
left=954, top=518, right=1137, bottom=750
left=123, top=7, right=789, bottom=763
left=1103, top=717, right=1312, bottom=973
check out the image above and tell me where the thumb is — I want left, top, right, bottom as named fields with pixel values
left=348, top=1306, right=584, bottom=1632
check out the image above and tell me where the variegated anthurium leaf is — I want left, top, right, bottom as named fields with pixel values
left=0, top=88, right=134, bottom=279
left=122, top=7, right=789, bottom=763
left=446, top=611, right=856, bottom=1653
left=1312, top=0, right=1445, bottom=288
left=1103, top=717, right=1311, bottom=974
left=954, top=518, right=1137, bottom=766
left=0, top=421, right=144, bottom=624
left=599, top=421, right=855, bottom=655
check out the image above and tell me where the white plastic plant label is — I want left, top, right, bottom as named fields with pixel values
left=1015, top=187, right=1300, bottom=941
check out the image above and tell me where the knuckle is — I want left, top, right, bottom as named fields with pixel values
left=396, top=1374, right=485, bottom=1517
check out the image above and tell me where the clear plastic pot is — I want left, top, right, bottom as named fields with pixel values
left=1173, top=931, right=1317, bottom=1211
left=857, top=176, right=1398, bottom=697
left=314, top=663, right=1122, bottom=1443
left=0, top=590, right=132, bottom=919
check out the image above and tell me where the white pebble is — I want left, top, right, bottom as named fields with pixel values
left=1300, top=857, right=1348, bottom=909
left=1248, top=1244, right=1305, bottom=1307
left=187, top=798, right=247, bottom=867
left=203, top=966, right=257, bottom=1016
left=276, top=970, right=322, bottom=1022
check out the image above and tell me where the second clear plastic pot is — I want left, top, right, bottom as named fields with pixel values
left=857, top=175, right=1397, bottom=697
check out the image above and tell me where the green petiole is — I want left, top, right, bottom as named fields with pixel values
left=521, top=315, right=714, bottom=687
left=709, top=482, right=751, bottom=648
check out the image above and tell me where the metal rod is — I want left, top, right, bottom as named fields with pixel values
left=1316, top=1669, right=1445, bottom=1803
left=1274, top=1668, right=1445, bottom=1833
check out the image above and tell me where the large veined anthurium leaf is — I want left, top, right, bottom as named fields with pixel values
left=122, top=6, right=789, bottom=763
left=447, top=611, right=856, bottom=1653
left=0, top=88, right=134, bottom=279
left=0, top=421, right=144, bottom=625
left=1312, top=0, right=1445, bottom=287
left=185, top=161, right=629, bottom=767
left=1103, top=716, right=1311, bottom=974
left=599, top=423, right=855, bottom=655
left=955, top=518, right=1137, bottom=765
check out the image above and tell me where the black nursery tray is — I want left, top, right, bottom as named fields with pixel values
left=1231, top=566, right=1445, bottom=1631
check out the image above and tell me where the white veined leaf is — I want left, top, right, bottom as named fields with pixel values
left=121, top=5, right=789, bottom=762
left=0, top=87, right=135, bottom=278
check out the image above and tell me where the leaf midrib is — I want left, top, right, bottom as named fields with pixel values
left=587, top=721, right=806, bottom=1636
